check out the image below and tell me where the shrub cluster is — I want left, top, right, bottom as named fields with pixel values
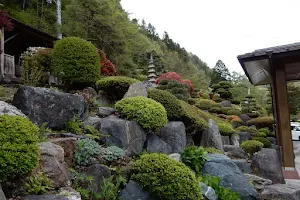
left=181, top=146, right=208, bottom=174
left=115, top=96, right=168, bottom=131
left=252, top=137, right=272, bottom=148
left=74, top=138, right=101, bottom=167
left=156, top=72, right=195, bottom=92
left=157, top=79, right=190, bottom=101
left=51, top=37, right=100, bottom=86
left=217, top=122, right=235, bottom=136
left=258, top=128, right=270, bottom=135
left=205, top=147, right=222, bottom=154
left=210, top=107, right=222, bottom=114
left=227, top=109, right=242, bottom=116
left=236, top=126, right=259, bottom=137
left=211, top=81, right=233, bottom=100
left=132, top=153, right=203, bottom=200
left=148, top=88, right=183, bottom=120
left=96, top=76, right=140, bottom=102
left=221, top=107, right=232, bottom=115
left=100, top=146, right=125, bottom=162
left=0, top=115, right=39, bottom=182
left=247, top=116, right=274, bottom=129
left=195, top=99, right=220, bottom=110
left=241, top=140, right=263, bottom=155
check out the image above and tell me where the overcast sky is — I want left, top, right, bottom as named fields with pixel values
left=121, top=0, right=300, bottom=73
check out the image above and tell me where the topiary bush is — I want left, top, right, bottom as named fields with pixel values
left=241, top=140, right=263, bottom=155
left=227, top=109, right=242, bottom=116
left=148, top=88, right=183, bottom=120
left=157, top=79, right=190, bottom=101
left=115, top=96, right=168, bottom=131
left=252, top=137, right=272, bottom=148
left=187, top=98, right=197, bottom=105
left=132, top=153, right=203, bottom=200
left=257, top=132, right=267, bottom=137
left=0, top=115, right=39, bottom=182
left=195, top=99, right=220, bottom=110
left=96, top=76, right=140, bottom=102
left=181, top=146, right=208, bottom=173
left=247, top=116, right=274, bottom=129
left=221, top=107, right=232, bottom=115
left=236, top=126, right=259, bottom=137
left=210, top=107, right=222, bottom=114
left=74, top=138, right=101, bottom=167
left=258, top=128, right=270, bottom=135
left=51, top=37, right=100, bottom=87
left=217, top=122, right=235, bottom=136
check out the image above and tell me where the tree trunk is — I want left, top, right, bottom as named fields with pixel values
left=0, top=27, right=4, bottom=80
left=57, top=0, right=62, bottom=39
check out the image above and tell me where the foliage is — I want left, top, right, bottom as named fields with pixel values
left=252, top=137, right=272, bottom=148
left=221, top=107, right=232, bottom=115
left=51, top=37, right=100, bottom=86
left=227, top=109, right=242, bottom=116
left=210, top=60, right=231, bottom=85
left=188, top=98, right=197, bottom=105
left=0, top=115, right=39, bottom=182
left=132, top=153, right=203, bottom=200
left=210, top=107, right=222, bottom=114
left=65, top=116, right=83, bottom=134
left=181, top=146, right=208, bottom=174
left=241, top=140, right=264, bottom=156
left=211, top=81, right=233, bottom=100
left=94, top=175, right=126, bottom=200
left=85, top=125, right=102, bottom=140
left=257, top=132, right=267, bottom=137
left=217, top=122, right=235, bottom=136
left=200, top=175, right=241, bottom=200
left=195, top=99, right=220, bottom=110
left=74, top=138, right=101, bottom=167
left=38, top=122, right=51, bottom=142
left=25, top=172, right=53, bottom=195
left=247, top=117, right=274, bottom=129
left=96, top=76, right=140, bottom=102
left=258, top=128, right=270, bottom=135
left=156, top=72, right=195, bottom=92
left=157, top=79, right=190, bottom=101
left=148, top=88, right=183, bottom=120
left=100, top=146, right=125, bottom=162
left=236, top=126, right=259, bottom=136
left=115, top=96, right=167, bottom=131
left=205, top=147, right=222, bottom=154
left=99, top=50, right=117, bottom=76
left=226, top=115, right=243, bottom=125
left=287, top=83, right=300, bottom=115
left=231, top=99, right=241, bottom=105
left=0, top=10, right=14, bottom=31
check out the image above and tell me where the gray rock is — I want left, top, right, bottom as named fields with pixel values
left=159, top=121, right=187, bottom=153
left=86, top=164, right=111, bottom=194
left=200, top=119, right=224, bottom=153
left=261, top=184, right=300, bottom=200
left=0, top=184, right=6, bottom=200
left=224, top=145, right=248, bottom=159
left=38, top=142, right=71, bottom=188
left=236, top=132, right=251, bottom=144
left=231, top=134, right=240, bottom=147
left=221, top=136, right=230, bottom=145
left=267, top=137, right=276, bottom=144
left=199, top=182, right=218, bottom=200
left=169, top=153, right=182, bottom=162
left=98, top=107, right=116, bottom=117
left=58, top=187, right=81, bottom=200
left=244, top=174, right=272, bottom=191
left=120, top=180, right=157, bottom=200
left=232, top=159, right=252, bottom=173
left=100, top=117, right=147, bottom=156
left=84, top=116, right=102, bottom=130
left=123, top=82, right=147, bottom=98
left=251, top=148, right=285, bottom=184
left=142, top=80, right=155, bottom=90
left=51, top=137, right=77, bottom=167
left=21, top=195, right=68, bottom=200
left=240, top=114, right=251, bottom=124
left=186, top=134, right=195, bottom=146
left=220, top=100, right=232, bottom=107
left=0, top=101, right=26, bottom=117
left=202, top=154, right=261, bottom=200
left=146, top=133, right=172, bottom=154
left=13, top=86, right=88, bottom=129
left=95, top=93, right=113, bottom=107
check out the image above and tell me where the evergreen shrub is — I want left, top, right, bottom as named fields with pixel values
left=247, top=116, right=274, bottom=129
left=195, top=99, right=220, bottom=110
left=241, top=140, right=263, bottom=155
left=252, top=137, right=272, bottom=148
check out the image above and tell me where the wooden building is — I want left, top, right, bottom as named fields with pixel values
left=0, top=17, right=57, bottom=83
left=238, top=42, right=300, bottom=179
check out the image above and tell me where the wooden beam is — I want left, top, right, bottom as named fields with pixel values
left=272, top=60, right=295, bottom=168
left=0, top=27, right=4, bottom=79
left=4, top=32, right=20, bottom=44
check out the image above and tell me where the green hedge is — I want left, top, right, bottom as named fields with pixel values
left=96, top=76, right=140, bottom=102
left=0, top=115, right=39, bottom=182
left=236, top=126, right=259, bottom=137
left=252, top=137, right=272, bottom=148
left=115, top=96, right=167, bottom=131
left=217, top=122, right=235, bottom=136
left=241, top=140, right=263, bottom=155
left=195, top=99, right=220, bottom=110
left=227, top=109, right=242, bottom=116
left=210, top=107, right=222, bottom=114
left=51, top=37, right=100, bottom=86
left=258, top=128, right=270, bottom=135
left=247, top=117, right=274, bottom=129
left=132, top=153, right=203, bottom=200
left=148, top=88, right=183, bottom=120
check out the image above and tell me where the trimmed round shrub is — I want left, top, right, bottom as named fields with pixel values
left=252, top=137, right=272, bottom=148
left=0, top=115, right=39, bottom=182
left=132, top=153, right=203, bottom=200
left=96, top=76, right=140, bottom=102
left=258, top=128, right=270, bottom=135
left=241, top=140, right=263, bottom=155
left=236, top=126, right=259, bottom=137
left=257, top=132, right=267, bottom=137
left=205, top=147, right=222, bottom=154
left=247, top=116, right=274, bottom=129
left=221, top=107, right=232, bottom=115
left=157, top=79, right=190, bottom=101
left=187, top=98, right=196, bottom=105
left=217, top=122, right=235, bottom=136
left=201, top=93, right=210, bottom=99
left=148, top=88, right=183, bottom=120
left=195, top=99, right=220, bottom=110
left=247, top=112, right=260, bottom=118
left=227, top=109, right=242, bottom=116
left=51, top=37, right=100, bottom=86
left=231, top=99, right=241, bottom=105
left=210, top=107, right=222, bottom=114
left=115, top=96, right=167, bottom=131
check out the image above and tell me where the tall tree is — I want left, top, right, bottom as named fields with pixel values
left=210, top=59, right=231, bottom=85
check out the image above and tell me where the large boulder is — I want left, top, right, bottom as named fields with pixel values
left=85, top=164, right=111, bottom=194
left=224, top=145, right=248, bottom=159
left=200, top=119, right=224, bottom=153
left=244, top=174, right=272, bottom=192
left=251, top=148, right=285, bottom=184
left=98, top=107, right=116, bottom=117
left=236, top=132, right=251, bottom=144
left=220, top=100, right=232, bottom=107
left=159, top=121, right=187, bottom=153
left=0, top=101, right=26, bottom=117
left=38, top=142, right=71, bottom=188
left=221, top=136, right=230, bottom=145
left=84, top=116, right=102, bottom=130
left=267, top=137, right=276, bottom=144
left=169, top=153, right=182, bottom=162
left=199, top=182, right=217, bottom=200
left=240, top=114, right=251, bottom=124
left=100, top=117, right=147, bottom=156
left=232, top=159, right=252, bottom=174
left=51, top=137, right=77, bottom=167
left=58, top=187, right=81, bottom=200
left=261, top=184, right=300, bottom=200
left=0, top=185, right=6, bottom=200
left=231, top=134, right=240, bottom=147
left=123, top=82, right=148, bottom=98
left=146, top=133, right=172, bottom=154
left=21, top=195, right=68, bottom=200
left=13, top=86, right=88, bottom=129
left=119, top=180, right=157, bottom=200
left=202, top=154, right=261, bottom=200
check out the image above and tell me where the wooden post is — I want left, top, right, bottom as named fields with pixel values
left=0, top=27, right=4, bottom=79
left=272, top=61, right=295, bottom=168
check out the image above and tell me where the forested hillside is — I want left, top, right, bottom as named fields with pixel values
left=3, top=0, right=211, bottom=89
